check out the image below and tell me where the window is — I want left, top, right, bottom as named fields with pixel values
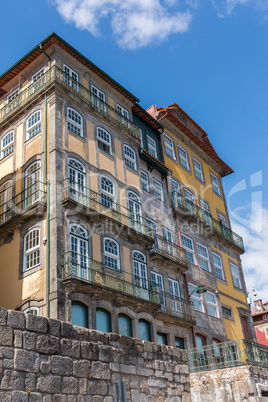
left=26, top=110, right=41, bottom=141
left=68, top=158, right=86, bottom=204
left=146, top=218, right=158, bottom=236
left=181, top=234, right=195, bottom=264
left=6, top=88, right=19, bottom=112
left=96, top=308, right=111, bottom=332
left=0, top=180, right=12, bottom=224
left=222, top=307, right=232, bottom=317
left=193, top=158, right=204, bottom=182
left=170, top=177, right=181, bottom=195
left=23, top=307, right=39, bottom=316
left=25, top=161, right=41, bottom=208
left=97, top=128, right=112, bottom=154
left=230, top=262, right=242, bottom=289
left=195, top=335, right=206, bottom=366
left=7, top=88, right=19, bottom=103
left=178, top=145, right=190, bottom=170
left=197, top=243, right=211, bottom=272
left=152, top=178, right=163, bottom=201
left=175, top=337, right=185, bottom=349
left=162, top=227, right=173, bottom=255
left=200, top=198, right=210, bottom=213
left=210, top=172, right=221, bottom=196
left=128, top=191, right=142, bottom=227
left=212, top=252, right=225, bottom=280
left=100, top=176, right=115, bottom=208
left=118, top=314, right=132, bottom=337
left=91, top=85, right=105, bottom=101
left=133, top=251, right=148, bottom=290
left=123, top=145, right=136, bottom=170
left=188, top=283, right=204, bottom=312
left=104, top=238, right=120, bottom=270
left=23, top=227, right=40, bottom=272
left=71, top=301, right=88, bottom=328
left=184, top=188, right=195, bottom=204
left=147, top=136, right=157, bottom=158
left=70, top=224, right=89, bottom=280
left=140, top=170, right=149, bottom=192
left=163, top=133, right=176, bottom=159
left=31, top=68, right=45, bottom=93
left=64, top=64, right=79, bottom=90
left=32, top=67, right=45, bottom=83
left=151, top=271, right=165, bottom=305
left=157, top=332, right=167, bottom=345
left=139, top=128, right=144, bottom=148
left=67, top=108, right=83, bottom=137
left=168, top=278, right=181, bottom=314
left=1, top=130, right=14, bottom=159
left=117, top=104, right=129, bottom=119
left=206, top=291, right=219, bottom=317
left=218, top=212, right=227, bottom=227
left=139, top=319, right=151, bottom=341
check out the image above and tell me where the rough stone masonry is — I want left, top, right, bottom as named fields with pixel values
left=0, top=308, right=191, bottom=401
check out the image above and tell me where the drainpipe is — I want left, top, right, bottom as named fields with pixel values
left=39, top=44, right=51, bottom=69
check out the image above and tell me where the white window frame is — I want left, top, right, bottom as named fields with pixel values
left=188, top=283, right=204, bottom=312
left=23, top=227, right=40, bottom=272
left=199, top=198, right=210, bottom=213
left=163, top=133, right=176, bottom=159
left=68, top=158, right=86, bottom=204
left=63, top=64, right=79, bottom=90
left=181, top=234, right=196, bottom=264
left=1, top=130, right=14, bottom=159
left=152, top=178, right=163, bottom=201
left=23, top=307, right=39, bottom=316
left=230, top=262, right=242, bottom=289
left=0, top=180, right=12, bottom=224
left=170, top=177, right=181, bottom=194
left=97, top=127, right=112, bottom=154
left=117, top=104, right=129, bottom=119
left=146, top=217, right=158, bottom=236
left=184, top=187, right=195, bottom=204
left=193, top=157, right=204, bottom=182
left=178, top=144, right=190, bottom=171
left=123, top=145, right=136, bottom=170
left=67, top=108, right=83, bottom=138
left=32, top=67, right=45, bottom=83
left=140, top=170, right=149, bottom=192
left=133, top=251, right=148, bottom=291
left=212, top=252, right=225, bottom=280
left=91, top=85, right=105, bottom=101
left=70, top=223, right=89, bottom=279
left=197, top=243, right=211, bottom=272
left=100, top=176, right=115, bottom=208
left=151, top=271, right=164, bottom=293
left=210, top=172, right=221, bottom=196
left=24, top=161, right=41, bottom=208
left=26, top=110, right=41, bottom=141
left=7, top=88, right=19, bottom=104
left=218, top=211, right=228, bottom=227
left=104, top=237, right=120, bottom=270
left=206, top=291, right=219, bottom=318
left=147, top=136, right=157, bottom=158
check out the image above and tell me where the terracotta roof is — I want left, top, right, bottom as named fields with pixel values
left=132, top=103, right=163, bottom=132
left=157, top=104, right=234, bottom=177
left=141, top=149, right=172, bottom=172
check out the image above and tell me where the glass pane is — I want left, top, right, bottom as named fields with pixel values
left=157, top=333, right=167, bottom=345
left=175, top=337, right=185, bottom=349
left=139, top=320, right=151, bottom=341
left=71, top=302, right=88, bottom=328
left=118, top=314, right=132, bottom=337
left=96, top=309, right=111, bottom=332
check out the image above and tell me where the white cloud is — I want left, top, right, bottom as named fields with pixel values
left=53, top=0, right=192, bottom=49
left=211, top=0, right=268, bottom=15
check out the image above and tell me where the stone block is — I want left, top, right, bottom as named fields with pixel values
left=25, top=373, right=36, bottom=391
left=0, top=326, right=13, bottom=346
left=29, top=393, right=43, bottom=402
left=26, top=314, right=48, bottom=333
left=61, top=322, right=74, bottom=338
left=40, top=361, right=51, bottom=374
left=62, top=376, right=79, bottom=394
left=52, top=396, right=67, bottom=402
left=36, top=375, right=61, bottom=393
left=1, top=346, right=14, bottom=358
left=3, top=359, right=13, bottom=369
left=87, top=380, right=109, bottom=395
left=51, top=356, right=73, bottom=376
left=48, top=319, right=61, bottom=337
left=14, top=349, right=39, bottom=373
left=11, top=391, right=28, bottom=402
left=0, top=391, right=12, bottom=401
left=67, top=396, right=77, bottom=402
left=140, top=379, right=149, bottom=394
left=73, top=359, right=91, bottom=377
left=14, top=330, right=23, bottom=348
left=0, top=308, right=8, bottom=325
left=36, top=335, right=60, bottom=354
left=181, top=392, right=191, bottom=402
left=81, top=342, right=99, bottom=361
left=73, top=325, right=89, bottom=340
left=92, top=361, right=110, bottom=380
left=79, top=378, right=88, bottom=394
left=179, top=365, right=189, bottom=375
left=119, top=363, right=136, bottom=375
left=7, top=310, right=25, bottom=329
left=137, top=367, right=149, bottom=377
left=1, top=370, right=25, bottom=390
left=61, top=339, right=80, bottom=358
left=99, top=345, right=113, bottom=362
left=43, top=396, right=53, bottom=402
left=23, top=331, right=36, bottom=350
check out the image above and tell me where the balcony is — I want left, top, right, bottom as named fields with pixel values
left=150, top=234, right=188, bottom=270
left=0, top=66, right=141, bottom=142
left=171, top=192, right=244, bottom=251
left=63, top=252, right=160, bottom=312
left=156, top=292, right=195, bottom=326
left=0, top=181, right=46, bottom=231
left=62, top=179, right=154, bottom=245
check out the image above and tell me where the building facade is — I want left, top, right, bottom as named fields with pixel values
left=252, top=299, right=268, bottom=345
left=0, top=33, right=253, bottom=349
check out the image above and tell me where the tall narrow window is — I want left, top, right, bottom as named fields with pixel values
left=206, top=291, right=219, bottom=317
left=97, top=128, right=112, bottom=154
left=181, top=234, right=195, bottom=264
left=100, top=176, right=115, bottom=208
left=152, top=178, right=163, bottom=201
left=210, top=172, right=221, bottom=196
left=146, top=218, right=157, bottom=238
left=175, top=337, right=185, bottom=349
left=64, top=64, right=79, bottom=90
left=0, top=180, right=12, bottom=224
left=188, top=283, right=204, bottom=312
left=139, top=319, right=151, bottom=341
left=91, top=85, right=105, bottom=101
left=68, top=158, right=86, bottom=204
left=118, top=314, right=133, bottom=337
left=23, top=227, right=40, bottom=272
left=197, top=243, right=211, bottom=272
left=162, top=227, right=173, bottom=255
left=128, top=191, right=142, bottom=227
left=7, top=88, right=19, bottom=104
left=26, top=110, right=41, bottom=141
left=70, top=224, right=89, bottom=280
left=218, top=212, right=227, bottom=227
left=212, top=252, right=225, bottom=280
left=230, top=262, right=242, bottom=289
left=133, top=251, right=148, bottom=300
left=163, top=133, right=176, bottom=159
left=117, top=104, right=129, bottom=119
left=157, top=332, right=168, bottom=345
left=123, top=145, right=136, bottom=170
left=24, top=161, right=41, bottom=208
left=193, top=158, right=204, bottom=182
left=170, top=177, right=181, bottom=195
left=31, top=68, right=45, bottom=93
left=6, top=88, right=19, bottom=112
left=151, top=271, right=165, bottom=305
left=67, top=108, right=83, bottom=137
left=184, top=188, right=195, bottom=203
left=1, top=130, right=14, bottom=159
left=104, top=237, right=120, bottom=270
left=178, top=145, right=190, bottom=170
left=96, top=308, right=111, bottom=332
left=140, top=170, right=149, bottom=192
left=71, top=301, right=88, bottom=328
left=147, top=136, right=157, bottom=158
left=168, top=278, right=181, bottom=314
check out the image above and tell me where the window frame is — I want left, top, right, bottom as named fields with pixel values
left=0, top=180, right=12, bottom=224
left=117, top=104, right=129, bottom=119
left=118, top=313, right=133, bottom=337
left=230, top=261, right=242, bottom=289
left=140, top=170, right=149, bottom=192
left=103, top=237, right=120, bottom=270
left=181, top=234, right=196, bottom=264
left=217, top=211, right=228, bottom=227
left=1, top=130, right=14, bottom=159
left=212, top=251, right=225, bottom=280
left=197, top=242, right=211, bottom=272
left=63, top=64, right=79, bottom=90
left=97, top=127, right=112, bottom=155
left=206, top=291, right=219, bottom=318
left=71, top=301, right=89, bottom=328
left=188, top=283, right=204, bottom=313
left=23, top=307, right=39, bottom=316
left=91, top=84, right=105, bottom=101
left=210, top=171, right=221, bottom=196
left=163, top=133, right=176, bottom=159
left=96, top=308, right=111, bottom=333
left=157, top=332, right=168, bottom=345
left=23, top=227, right=40, bottom=272
left=138, top=319, right=151, bottom=342
left=147, top=135, right=158, bottom=158
left=152, top=178, right=164, bottom=201
left=26, top=110, right=41, bottom=141
left=178, top=144, right=190, bottom=171
left=67, top=107, right=83, bottom=138
left=184, top=187, right=196, bottom=204
left=100, top=175, right=115, bottom=208
left=6, top=87, right=19, bottom=104
left=192, top=157, right=205, bottom=183
left=123, top=144, right=137, bottom=170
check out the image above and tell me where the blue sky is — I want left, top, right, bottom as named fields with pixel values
left=1, top=0, right=268, bottom=302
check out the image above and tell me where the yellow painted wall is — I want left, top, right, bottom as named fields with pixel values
left=68, top=134, right=85, bottom=159
left=125, top=170, right=140, bottom=191
left=114, top=138, right=124, bottom=183
left=0, top=156, right=13, bottom=180
left=16, top=123, right=24, bottom=171
left=122, top=246, right=131, bottom=281
left=87, top=120, right=96, bottom=167
left=98, top=152, right=114, bottom=175
left=219, top=293, right=245, bottom=340
left=25, top=137, right=41, bottom=162
left=92, top=233, right=101, bottom=261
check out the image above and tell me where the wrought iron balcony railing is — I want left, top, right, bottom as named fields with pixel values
left=151, top=234, right=188, bottom=267
left=0, top=181, right=46, bottom=227
left=0, top=66, right=141, bottom=141
left=63, top=251, right=160, bottom=305
left=188, top=339, right=268, bottom=373
left=62, top=179, right=153, bottom=239
left=171, top=192, right=244, bottom=250
left=157, top=291, right=195, bottom=322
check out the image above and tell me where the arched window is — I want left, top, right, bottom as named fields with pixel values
left=133, top=251, right=148, bottom=300
left=26, top=110, right=41, bottom=141
left=71, top=301, right=88, bottom=328
left=212, top=338, right=222, bottom=364
left=1, top=130, right=14, bottom=159
left=0, top=180, right=12, bottom=224
left=195, top=334, right=207, bottom=367
left=96, top=308, right=111, bottom=332
left=69, top=224, right=89, bottom=280
left=139, top=319, right=151, bottom=341
left=103, top=237, right=120, bottom=270
left=23, top=307, right=39, bottom=316
left=128, top=191, right=142, bottom=227
left=123, top=145, right=136, bottom=170
left=25, top=161, right=41, bottom=208
left=67, top=108, right=83, bottom=137
left=97, top=128, right=112, bottom=154
left=23, top=227, right=40, bottom=272
left=118, top=314, right=133, bottom=337
left=100, top=176, right=115, bottom=208
left=68, top=158, right=86, bottom=204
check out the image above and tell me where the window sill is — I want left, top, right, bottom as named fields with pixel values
left=20, top=265, right=42, bottom=279
left=0, top=152, right=14, bottom=163
left=25, top=132, right=41, bottom=144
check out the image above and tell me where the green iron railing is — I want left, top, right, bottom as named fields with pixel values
left=62, top=179, right=153, bottom=239
left=151, top=234, right=188, bottom=266
left=0, top=181, right=46, bottom=227
left=63, top=251, right=160, bottom=304
left=158, top=291, right=195, bottom=322
left=188, top=339, right=268, bottom=373
left=0, top=66, right=141, bottom=141
left=171, top=192, right=244, bottom=250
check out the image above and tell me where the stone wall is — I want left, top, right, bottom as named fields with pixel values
left=0, top=308, right=190, bottom=401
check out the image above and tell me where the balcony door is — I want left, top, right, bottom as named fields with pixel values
left=168, top=278, right=181, bottom=315
left=0, top=180, right=12, bottom=224
left=151, top=271, right=165, bottom=307
left=133, top=251, right=148, bottom=300
left=69, top=223, right=89, bottom=280
left=128, top=191, right=142, bottom=231
left=68, top=158, right=86, bottom=205
left=24, top=161, right=41, bottom=208
left=162, top=227, right=173, bottom=255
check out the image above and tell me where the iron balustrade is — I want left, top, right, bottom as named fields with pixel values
left=62, top=179, right=153, bottom=239
left=152, top=234, right=187, bottom=266
left=0, top=66, right=141, bottom=141
left=0, top=181, right=46, bottom=226
left=188, top=339, right=268, bottom=373
left=158, top=291, right=195, bottom=321
left=63, top=251, right=160, bottom=304
left=171, top=192, right=244, bottom=250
